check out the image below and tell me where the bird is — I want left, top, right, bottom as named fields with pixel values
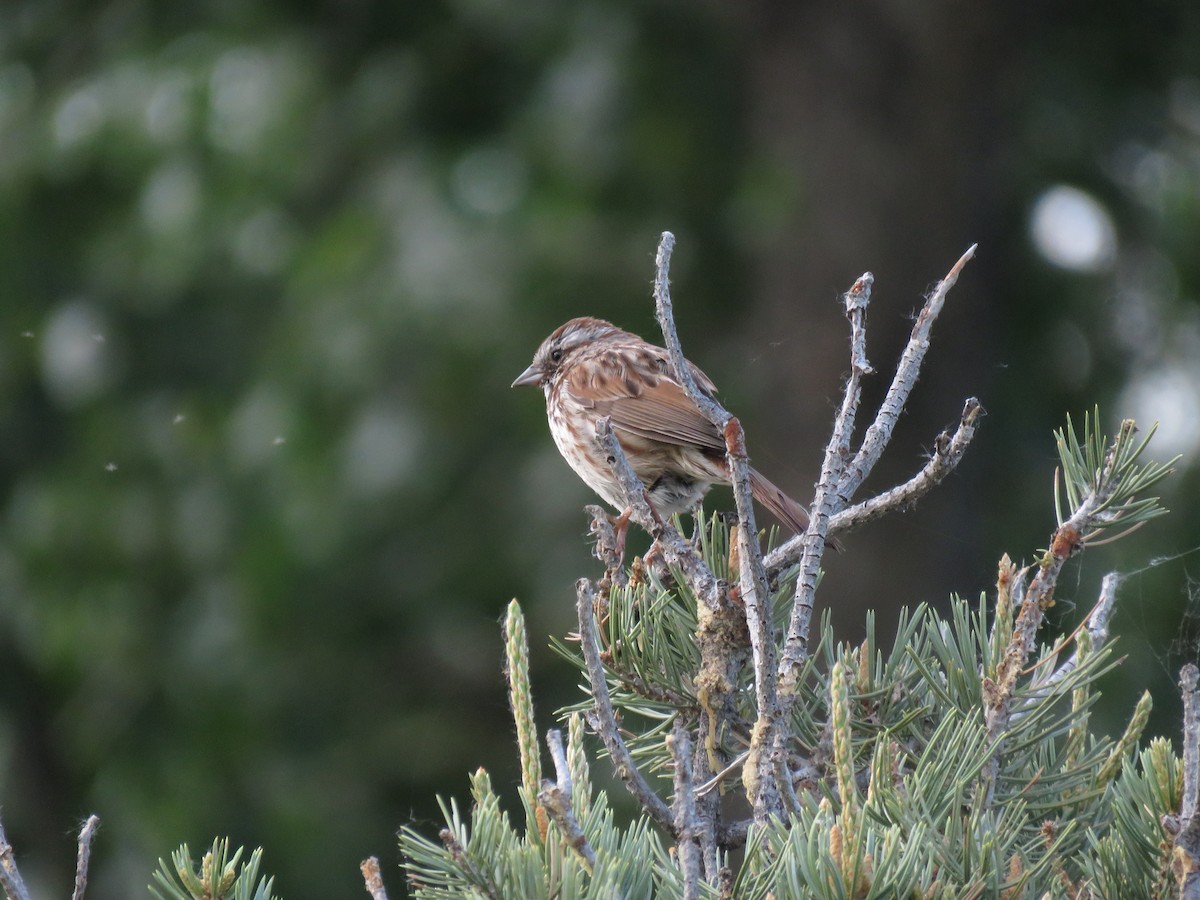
left=512, top=316, right=829, bottom=550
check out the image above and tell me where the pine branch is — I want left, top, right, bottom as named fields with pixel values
left=1036, top=571, right=1119, bottom=693
left=402, top=238, right=1188, bottom=899
left=150, top=839, right=277, bottom=900
left=503, top=599, right=546, bottom=843
left=981, top=414, right=1173, bottom=805
left=649, top=233, right=785, bottom=824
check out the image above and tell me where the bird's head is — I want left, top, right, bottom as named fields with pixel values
left=511, top=317, right=625, bottom=388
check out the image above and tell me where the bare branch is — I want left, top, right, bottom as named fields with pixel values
left=576, top=578, right=676, bottom=832
left=777, top=272, right=875, bottom=689
left=725, top=424, right=783, bottom=823
left=1038, top=572, right=1120, bottom=692
left=838, top=245, right=977, bottom=500
left=360, top=856, right=391, bottom=900
left=838, top=396, right=983, bottom=527
left=1174, top=663, right=1200, bottom=898
left=0, top=815, right=33, bottom=900
left=651, top=232, right=729, bottom=428
left=648, top=234, right=779, bottom=750
left=769, top=397, right=985, bottom=576
left=1181, top=664, right=1199, bottom=823
left=670, top=721, right=702, bottom=900
left=72, top=814, right=100, bottom=900
left=539, top=729, right=596, bottom=874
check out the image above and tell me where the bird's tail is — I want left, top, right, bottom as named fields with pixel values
left=748, top=467, right=843, bottom=552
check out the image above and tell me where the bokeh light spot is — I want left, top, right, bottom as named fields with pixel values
left=40, top=302, right=114, bottom=406
left=1029, top=185, right=1117, bottom=272
left=451, top=144, right=529, bottom=216
left=341, top=402, right=422, bottom=496
left=140, top=160, right=201, bottom=234
left=54, top=83, right=106, bottom=149
left=1118, top=364, right=1200, bottom=464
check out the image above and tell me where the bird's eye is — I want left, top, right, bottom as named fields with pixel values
left=550, top=348, right=564, bottom=363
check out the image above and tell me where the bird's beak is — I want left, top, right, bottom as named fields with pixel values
left=511, top=365, right=543, bottom=388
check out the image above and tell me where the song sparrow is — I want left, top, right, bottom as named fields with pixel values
left=512, top=316, right=822, bottom=543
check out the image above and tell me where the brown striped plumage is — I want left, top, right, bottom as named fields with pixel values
left=512, top=317, right=817, bottom=539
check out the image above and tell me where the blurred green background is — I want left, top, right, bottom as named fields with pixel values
left=1, top=0, right=1198, bottom=895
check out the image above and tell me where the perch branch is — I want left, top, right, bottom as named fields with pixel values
left=586, top=504, right=629, bottom=589
left=649, top=231, right=785, bottom=822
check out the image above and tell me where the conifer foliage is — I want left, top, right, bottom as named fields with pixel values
left=398, top=238, right=1198, bottom=898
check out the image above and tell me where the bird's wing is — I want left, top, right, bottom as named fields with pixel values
left=564, top=348, right=725, bottom=452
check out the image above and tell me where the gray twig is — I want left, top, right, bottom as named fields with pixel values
left=651, top=232, right=729, bottom=428
left=1175, top=663, right=1200, bottom=898
left=72, top=814, right=100, bottom=900
left=837, top=245, right=977, bottom=501
left=0, top=814, right=33, bottom=900
left=576, top=578, right=676, bottom=832
left=778, top=272, right=874, bottom=689
left=1183, top=664, right=1200, bottom=822
left=1039, top=571, right=1120, bottom=692
left=833, top=397, right=984, bottom=532
left=764, top=397, right=984, bottom=573
left=539, top=729, right=597, bottom=873
left=360, top=856, right=390, bottom=900
left=671, top=722, right=702, bottom=900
